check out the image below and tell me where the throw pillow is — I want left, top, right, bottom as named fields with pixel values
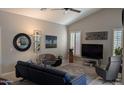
left=64, top=73, right=75, bottom=84
left=27, top=60, right=34, bottom=64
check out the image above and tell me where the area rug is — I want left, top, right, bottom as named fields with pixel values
left=57, top=63, right=98, bottom=84
left=0, top=78, right=12, bottom=85
left=13, top=80, right=36, bottom=85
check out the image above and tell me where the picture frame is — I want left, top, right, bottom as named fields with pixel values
left=45, top=35, right=57, bottom=48
left=13, top=33, right=31, bottom=51
left=85, top=31, right=108, bottom=40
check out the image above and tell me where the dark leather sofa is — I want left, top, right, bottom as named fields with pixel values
left=15, top=61, right=86, bottom=85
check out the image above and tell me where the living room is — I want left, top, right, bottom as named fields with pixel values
left=0, top=8, right=123, bottom=85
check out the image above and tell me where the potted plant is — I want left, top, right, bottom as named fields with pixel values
left=114, top=47, right=123, bottom=56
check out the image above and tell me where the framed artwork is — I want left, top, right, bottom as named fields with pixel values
left=85, top=31, right=108, bottom=40
left=45, top=35, right=57, bottom=48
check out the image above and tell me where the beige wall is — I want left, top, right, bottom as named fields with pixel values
left=0, top=11, right=67, bottom=74
left=0, top=27, right=1, bottom=74
left=67, top=8, right=122, bottom=64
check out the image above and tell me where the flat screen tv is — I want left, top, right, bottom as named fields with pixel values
left=81, top=44, right=103, bottom=59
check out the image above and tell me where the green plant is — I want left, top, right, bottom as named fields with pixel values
left=114, top=47, right=123, bottom=55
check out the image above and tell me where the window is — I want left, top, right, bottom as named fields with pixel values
left=70, top=32, right=75, bottom=50
left=113, top=29, right=123, bottom=55
left=70, top=32, right=81, bottom=56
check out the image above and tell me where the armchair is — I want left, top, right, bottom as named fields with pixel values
left=38, top=54, right=62, bottom=67
left=95, top=56, right=122, bottom=83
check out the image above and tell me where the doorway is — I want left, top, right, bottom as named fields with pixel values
left=70, top=31, right=81, bottom=57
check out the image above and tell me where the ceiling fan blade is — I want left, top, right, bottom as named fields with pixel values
left=40, top=8, right=81, bottom=14
left=69, top=8, right=81, bottom=13
left=51, top=8, right=64, bottom=10
left=40, top=8, right=47, bottom=11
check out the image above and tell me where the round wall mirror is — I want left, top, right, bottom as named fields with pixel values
left=13, top=33, right=31, bottom=51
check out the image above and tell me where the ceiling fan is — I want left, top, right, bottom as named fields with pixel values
left=40, top=8, right=81, bottom=13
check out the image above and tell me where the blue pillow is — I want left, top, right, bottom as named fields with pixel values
left=70, top=74, right=86, bottom=85
left=64, top=73, right=75, bottom=83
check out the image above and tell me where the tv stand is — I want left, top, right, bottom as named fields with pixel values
left=97, top=59, right=102, bottom=66
left=83, top=59, right=102, bottom=67
left=84, top=60, right=96, bottom=67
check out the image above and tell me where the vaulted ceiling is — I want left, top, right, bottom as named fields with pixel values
left=0, top=8, right=101, bottom=25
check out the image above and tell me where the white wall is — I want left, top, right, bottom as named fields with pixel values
left=67, top=8, right=122, bottom=64
left=0, top=11, right=67, bottom=73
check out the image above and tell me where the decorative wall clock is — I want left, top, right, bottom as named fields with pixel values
left=13, top=33, right=31, bottom=51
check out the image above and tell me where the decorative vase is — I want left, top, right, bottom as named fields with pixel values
left=69, top=49, right=73, bottom=63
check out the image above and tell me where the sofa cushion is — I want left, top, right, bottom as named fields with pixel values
left=28, top=63, right=66, bottom=77
left=29, top=63, right=45, bottom=71
left=46, top=67, right=66, bottom=77
left=17, top=61, right=30, bottom=66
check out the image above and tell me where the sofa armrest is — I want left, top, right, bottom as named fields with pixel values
left=70, top=74, right=86, bottom=85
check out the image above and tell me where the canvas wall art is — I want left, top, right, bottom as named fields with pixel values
left=45, top=35, right=57, bottom=48
left=85, top=31, right=108, bottom=40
